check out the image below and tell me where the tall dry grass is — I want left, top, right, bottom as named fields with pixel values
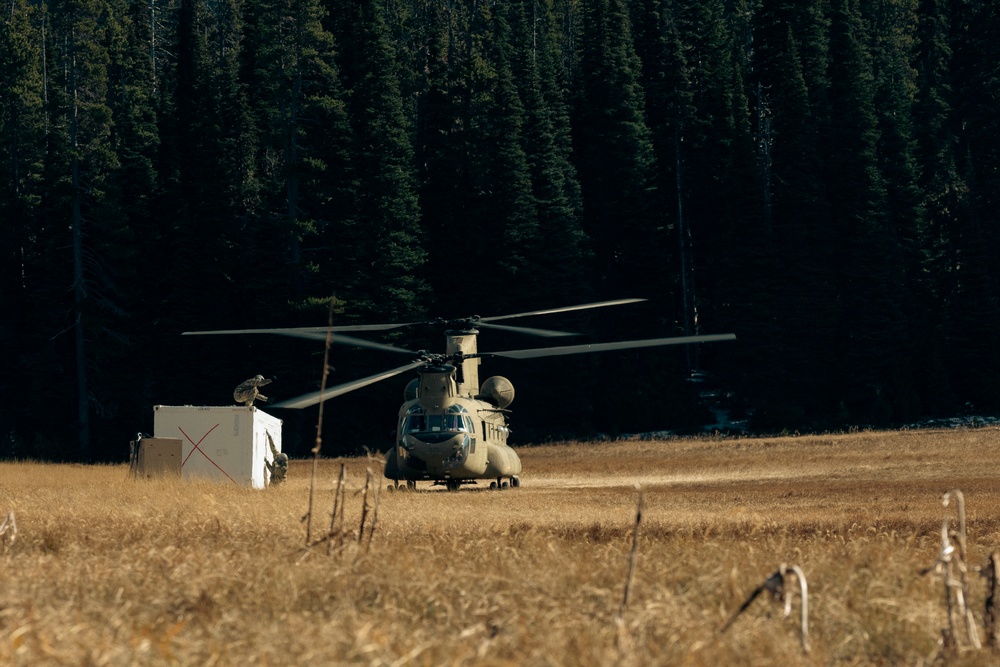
left=2, top=428, right=1000, bottom=665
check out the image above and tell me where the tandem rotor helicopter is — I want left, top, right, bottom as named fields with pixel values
left=184, top=299, right=735, bottom=491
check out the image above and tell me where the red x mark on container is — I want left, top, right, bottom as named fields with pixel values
left=178, top=423, right=237, bottom=485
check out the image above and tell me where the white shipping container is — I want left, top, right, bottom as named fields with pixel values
left=153, top=405, right=283, bottom=489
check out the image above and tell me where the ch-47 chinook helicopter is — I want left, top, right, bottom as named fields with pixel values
left=183, top=299, right=735, bottom=491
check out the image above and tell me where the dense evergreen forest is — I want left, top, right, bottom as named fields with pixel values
left=3, top=0, right=999, bottom=461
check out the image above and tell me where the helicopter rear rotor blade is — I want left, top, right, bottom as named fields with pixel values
left=249, top=331, right=419, bottom=355
left=482, top=333, right=737, bottom=360
left=272, top=360, right=427, bottom=409
left=478, top=298, right=647, bottom=323
left=475, top=321, right=578, bottom=337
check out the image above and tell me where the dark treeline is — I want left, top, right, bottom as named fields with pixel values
left=2, top=0, right=999, bottom=460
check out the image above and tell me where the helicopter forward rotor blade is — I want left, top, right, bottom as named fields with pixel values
left=478, top=298, right=647, bottom=323
left=272, top=360, right=427, bottom=409
left=181, top=323, right=414, bottom=337
left=482, top=333, right=737, bottom=360
left=183, top=298, right=645, bottom=340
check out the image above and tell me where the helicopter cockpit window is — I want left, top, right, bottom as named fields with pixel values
left=424, top=415, right=465, bottom=431
left=403, top=408, right=426, bottom=433
left=404, top=415, right=425, bottom=432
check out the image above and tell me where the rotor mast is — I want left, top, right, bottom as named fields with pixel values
left=445, top=328, right=481, bottom=397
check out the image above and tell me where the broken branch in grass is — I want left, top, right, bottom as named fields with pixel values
left=720, top=563, right=810, bottom=654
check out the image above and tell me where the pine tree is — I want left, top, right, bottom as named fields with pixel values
left=827, top=0, right=908, bottom=424
left=628, top=0, right=689, bottom=328
left=0, top=0, right=49, bottom=455
left=865, top=0, right=931, bottom=419
left=943, top=0, right=1000, bottom=410
left=907, top=0, right=958, bottom=413
left=461, top=0, right=538, bottom=305
left=328, top=0, right=427, bottom=322
left=573, top=0, right=659, bottom=307
left=746, top=0, right=840, bottom=427
left=247, top=0, right=342, bottom=303
left=573, top=0, right=704, bottom=433
left=506, top=0, right=590, bottom=309
left=413, top=3, right=465, bottom=310
left=41, top=0, right=128, bottom=457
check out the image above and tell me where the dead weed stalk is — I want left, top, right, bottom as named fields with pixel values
left=984, top=552, right=1000, bottom=648
left=617, top=485, right=645, bottom=621
left=357, top=454, right=384, bottom=556
left=720, top=563, right=810, bottom=654
left=326, top=463, right=348, bottom=555
left=614, top=486, right=644, bottom=656
left=921, top=489, right=981, bottom=651
left=304, top=301, right=337, bottom=546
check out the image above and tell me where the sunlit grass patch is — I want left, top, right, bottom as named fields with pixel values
left=1, top=428, right=1000, bottom=664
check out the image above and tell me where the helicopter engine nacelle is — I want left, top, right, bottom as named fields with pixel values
left=404, top=378, right=419, bottom=402
left=478, top=376, right=515, bottom=409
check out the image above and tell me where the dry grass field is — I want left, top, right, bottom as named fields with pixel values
left=2, top=428, right=1000, bottom=665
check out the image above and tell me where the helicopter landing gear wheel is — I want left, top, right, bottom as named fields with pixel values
left=511, top=476, right=520, bottom=488
left=446, top=479, right=460, bottom=492
left=490, top=481, right=498, bottom=490
left=501, top=481, right=509, bottom=489
left=406, top=480, right=416, bottom=491
left=387, top=484, right=396, bottom=493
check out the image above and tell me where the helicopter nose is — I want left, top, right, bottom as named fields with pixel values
left=404, top=431, right=469, bottom=474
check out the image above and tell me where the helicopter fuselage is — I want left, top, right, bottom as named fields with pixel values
left=384, top=394, right=521, bottom=484
left=383, top=334, right=522, bottom=489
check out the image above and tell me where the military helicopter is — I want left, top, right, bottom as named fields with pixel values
left=184, top=299, right=735, bottom=491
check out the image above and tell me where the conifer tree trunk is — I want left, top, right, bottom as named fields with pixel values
left=70, top=30, right=91, bottom=460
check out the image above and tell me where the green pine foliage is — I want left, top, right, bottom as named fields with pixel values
left=1, top=0, right=53, bottom=456
left=574, top=0, right=659, bottom=307
left=328, top=0, right=427, bottom=323
left=5, top=0, right=1000, bottom=458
